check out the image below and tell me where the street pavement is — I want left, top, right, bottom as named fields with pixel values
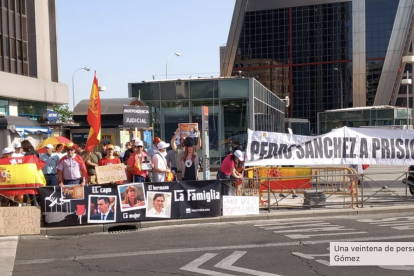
left=10, top=212, right=414, bottom=276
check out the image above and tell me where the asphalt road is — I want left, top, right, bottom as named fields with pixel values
left=11, top=213, right=414, bottom=276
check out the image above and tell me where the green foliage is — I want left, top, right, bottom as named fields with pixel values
left=53, top=104, right=72, bottom=123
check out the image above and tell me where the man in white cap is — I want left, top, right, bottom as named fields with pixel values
left=12, top=142, right=24, bottom=157
left=40, top=144, right=61, bottom=186
left=2, top=148, right=14, bottom=159
left=152, top=141, right=171, bottom=182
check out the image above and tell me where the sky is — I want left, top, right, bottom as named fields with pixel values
left=56, top=0, right=236, bottom=109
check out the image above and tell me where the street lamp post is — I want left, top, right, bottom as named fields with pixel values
left=166, top=53, right=181, bottom=79
left=72, top=67, right=90, bottom=109
left=333, top=67, right=343, bottom=109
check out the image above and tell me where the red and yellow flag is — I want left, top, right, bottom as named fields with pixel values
left=85, top=71, right=101, bottom=152
left=0, top=156, right=46, bottom=196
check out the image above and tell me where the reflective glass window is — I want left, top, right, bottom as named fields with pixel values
left=17, top=100, right=46, bottom=116
left=130, top=83, right=160, bottom=100
left=219, top=79, right=249, bottom=98
left=190, top=80, right=219, bottom=99
left=0, top=97, right=8, bottom=115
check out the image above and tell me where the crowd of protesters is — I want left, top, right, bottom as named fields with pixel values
left=1, top=131, right=246, bottom=206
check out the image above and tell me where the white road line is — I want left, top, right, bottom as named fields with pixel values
left=0, top=236, right=18, bottom=276
left=357, top=217, right=414, bottom=224
left=378, top=266, right=414, bottom=271
left=180, top=253, right=234, bottom=276
left=273, top=226, right=354, bottom=233
left=15, top=234, right=414, bottom=266
left=291, top=252, right=330, bottom=260
left=214, top=251, right=284, bottom=276
left=254, top=221, right=325, bottom=227
left=392, top=225, right=414, bottom=230
left=315, top=260, right=330, bottom=266
left=286, top=231, right=368, bottom=239
left=378, top=222, right=414, bottom=227
left=263, top=223, right=333, bottom=230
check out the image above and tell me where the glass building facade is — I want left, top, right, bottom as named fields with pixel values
left=0, top=0, right=29, bottom=76
left=223, top=0, right=414, bottom=134
left=318, top=106, right=412, bottom=134
left=233, top=1, right=353, bottom=133
left=129, top=78, right=285, bottom=166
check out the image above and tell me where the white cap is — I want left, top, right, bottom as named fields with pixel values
left=136, top=140, right=144, bottom=147
left=14, top=142, right=21, bottom=148
left=46, top=144, right=54, bottom=149
left=131, top=137, right=138, bottom=141
left=114, top=146, right=121, bottom=152
left=2, top=148, right=14, bottom=154
left=157, top=141, right=170, bottom=149
left=233, top=150, right=244, bottom=162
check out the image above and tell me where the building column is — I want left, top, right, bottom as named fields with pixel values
left=352, top=0, right=367, bottom=107
left=8, top=99, right=18, bottom=116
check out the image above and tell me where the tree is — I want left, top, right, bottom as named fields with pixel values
left=53, top=104, right=72, bottom=123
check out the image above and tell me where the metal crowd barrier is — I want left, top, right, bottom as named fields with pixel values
left=220, top=167, right=361, bottom=211
left=360, top=172, right=414, bottom=206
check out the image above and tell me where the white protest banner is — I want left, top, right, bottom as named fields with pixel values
left=222, top=196, right=259, bottom=216
left=246, top=126, right=414, bottom=166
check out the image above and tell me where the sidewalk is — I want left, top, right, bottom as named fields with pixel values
left=42, top=204, right=414, bottom=236
left=0, top=236, right=18, bottom=276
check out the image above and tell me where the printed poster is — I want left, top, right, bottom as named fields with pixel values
left=38, top=180, right=221, bottom=227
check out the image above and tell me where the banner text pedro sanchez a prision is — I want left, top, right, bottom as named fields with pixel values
left=246, top=127, right=414, bottom=166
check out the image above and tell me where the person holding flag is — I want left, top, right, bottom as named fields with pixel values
left=85, top=71, right=101, bottom=153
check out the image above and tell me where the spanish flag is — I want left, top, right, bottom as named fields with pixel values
left=0, top=156, right=46, bottom=196
left=85, top=71, right=101, bottom=152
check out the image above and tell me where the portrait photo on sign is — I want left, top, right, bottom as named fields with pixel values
left=146, top=191, right=171, bottom=218
left=87, top=195, right=117, bottom=223
left=61, top=186, right=84, bottom=200
left=117, top=183, right=146, bottom=212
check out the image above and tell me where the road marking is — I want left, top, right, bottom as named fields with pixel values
left=0, top=236, right=18, bottom=276
left=263, top=222, right=333, bottom=230
left=256, top=220, right=363, bottom=239
left=180, top=253, right=234, bottom=276
left=286, top=231, right=368, bottom=239
left=254, top=221, right=325, bottom=227
left=358, top=216, right=414, bottom=230
left=214, top=251, right=283, bottom=276
left=273, top=226, right=355, bottom=233
left=391, top=225, right=414, bottom=230
left=15, top=234, right=414, bottom=266
left=378, top=266, right=414, bottom=271
left=291, top=252, right=329, bottom=260
left=377, top=222, right=414, bottom=227
left=357, top=217, right=414, bottom=224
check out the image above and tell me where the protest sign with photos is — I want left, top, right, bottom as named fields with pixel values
left=178, top=123, right=199, bottom=138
